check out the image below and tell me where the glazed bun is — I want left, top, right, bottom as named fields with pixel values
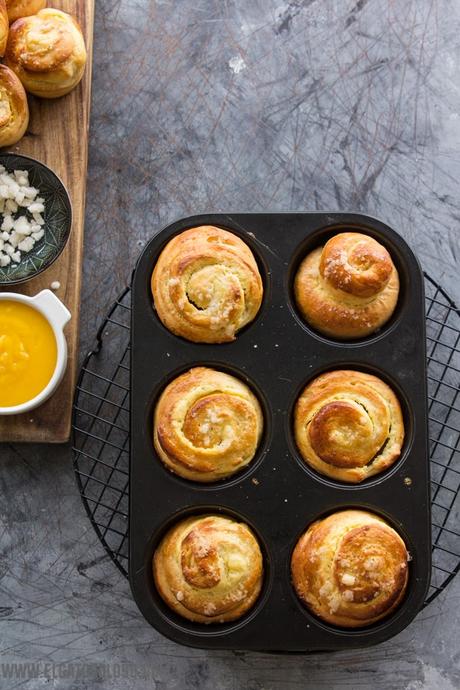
left=151, top=226, right=263, bottom=343
left=294, top=232, right=399, bottom=339
left=5, top=8, right=87, bottom=98
left=294, top=370, right=404, bottom=483
left=6, top=0, right=46, bottom=24
left=0, top=63, right=28, bottom=147
left=291, top=509, right=410, bottom=628
left=153, top=514, right=263, bottom=623
left=154, top=367, right=263, bottom=482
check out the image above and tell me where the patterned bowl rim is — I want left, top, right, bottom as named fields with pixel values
left=0, top=152, right=72, bottom=287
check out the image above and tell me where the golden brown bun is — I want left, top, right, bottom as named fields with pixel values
left=154, top=367, right=263, bottom=482
left=0, top=0, right=8, bottom=56
left=6, top=0, right=46, bottom=24
left=294, top=370, right=404, bottom=483
left=151, top=226, right=263, bottom=343
left=153, top=514, right=263, bottom=623
left=5, top=9, right=87, bottom=98
left=291, top=509, right=409, bottom=628
left=0, top=64, right=28, bottom=146
left=294, top=232, right=399, bottom=339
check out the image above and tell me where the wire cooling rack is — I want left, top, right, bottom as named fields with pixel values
left=72, top=274, right=460, bottom=605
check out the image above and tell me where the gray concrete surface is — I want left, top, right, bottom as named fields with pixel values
left=1, top=0, right=460, bottom=688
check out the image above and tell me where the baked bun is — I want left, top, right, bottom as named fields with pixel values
left=154, top=367, right=263, bottom=482
left=151, top=226, right=263, bottom=343
left=294, top=370, right=404, bottom=483
left=0, top=0, right=8, bottom=56
left=5, top=9, right=87, bottom=98
left=0, top=64, right=28, bottom=146
left=6, top=0, right=46, bottom=24
left=291, top=509, right=409, bottom=628
left=153, top=514, right=263, bottom=623
left=294, top=232, right=399, bottom=339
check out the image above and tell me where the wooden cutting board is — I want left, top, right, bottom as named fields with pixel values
left=0, top=0, right=95, bottom=443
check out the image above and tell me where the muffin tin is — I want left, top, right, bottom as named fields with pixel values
left=129, top=213, right=431, bottom=651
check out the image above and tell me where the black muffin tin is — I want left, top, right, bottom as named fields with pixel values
left=129, top=213, right=431, bottom=652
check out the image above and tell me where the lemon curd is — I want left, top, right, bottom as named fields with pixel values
left=0, top=300, right=57, bottom=407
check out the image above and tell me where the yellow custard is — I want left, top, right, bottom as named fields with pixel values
left=0, top=300, right=57, bottom=407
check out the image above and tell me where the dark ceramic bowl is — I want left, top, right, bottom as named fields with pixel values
left=0, top=153, right=72, bottom=286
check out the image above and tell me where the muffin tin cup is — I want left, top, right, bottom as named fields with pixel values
left=129, top=213, right=431, bottom=652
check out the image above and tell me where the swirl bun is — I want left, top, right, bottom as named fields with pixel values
left=151, top=226, right=263, bottom=343
left=6, top=0, right=46, bottom=24
left=291, top=509, right=410, bottom=628
left=0, top=64, right=28, bottom=147
left=294, top=370, right=404, bottom=483
left=154, top=367, right=263, bottom=482
left=294, top=232, right=399, bottom=339
left=153, top=514, right=264, bottom=623
left=5, top=9, right=87, bottom=98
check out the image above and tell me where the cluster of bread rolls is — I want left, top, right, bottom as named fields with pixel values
left=149, top=227, right=409, bottom=629
left=152, top=227, right=399, bottom=343
left=151, top=229, right=403, bottom=486
left=152, top=509, right=410, bottom=628
left=0, top=2, right=87, bottom=147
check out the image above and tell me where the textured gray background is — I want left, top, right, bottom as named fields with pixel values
left=1, top=0, right=460, bottom=688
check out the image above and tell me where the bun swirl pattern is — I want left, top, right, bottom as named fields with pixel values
left=153, top=515, right=264, bottom=623
left=294, top=232, right=399, bottom=339
left=0, top=64, right=28, bottom=147
left=154, top=367, right=263, bottom=482
left=294, top=370, right=404, bottom=483
left=151, top=226, right=263, bottom=343
left=5, top=9, right=87, bottom=98
left=291, top=509, right=410, bottom=628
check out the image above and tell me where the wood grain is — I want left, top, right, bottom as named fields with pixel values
left=0, top=0, right=94, bottom=443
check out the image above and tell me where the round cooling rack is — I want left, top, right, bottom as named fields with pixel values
left=72, top=274, right=460, bottom=605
